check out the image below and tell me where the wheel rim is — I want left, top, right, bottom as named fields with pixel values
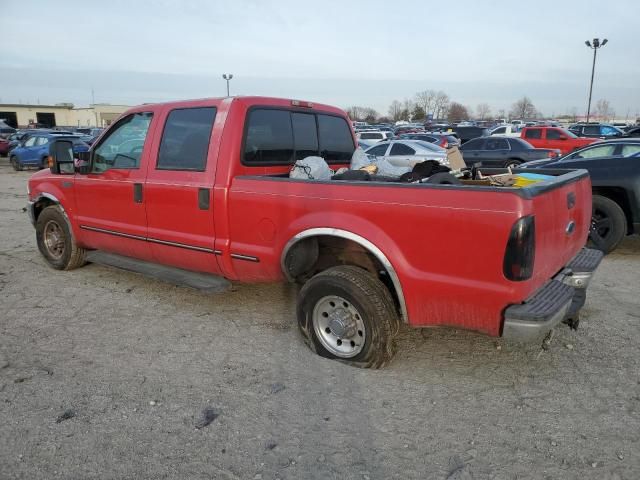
left=43, top=220, right=65, bottom=259
left=312, top=295, right=366, bottom=358
left=590, top=208, right=611, bottom=248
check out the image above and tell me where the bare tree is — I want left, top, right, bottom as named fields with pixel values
left=569, top=107, right=578, bottom=123
left=497, top=109, right=506, bottom=120
left=476, top=103, right=491, bottom=120
left=510, top=96, right=537, bottom=119
left=433, top=91, right=450, bottom=119
left=595, top=99, right=613, bottom=121
left=362, top=107, right=379, bottom=123
left=447, top=102, right=469, bottom=122
left=345, top=106, right=364, bottom=121
left=414, top=90, right=437, bottom=117
left=388, top=100, right=403, bottom=122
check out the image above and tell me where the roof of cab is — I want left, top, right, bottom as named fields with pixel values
left=128, top=96, right=347, bottom=116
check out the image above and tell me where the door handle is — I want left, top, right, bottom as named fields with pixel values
left=133, top=183, right=143, bottom=203
left=198, top=188, right=210, bottom=210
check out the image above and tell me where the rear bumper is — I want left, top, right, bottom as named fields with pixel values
left=502, top=248, right=603, bottom=342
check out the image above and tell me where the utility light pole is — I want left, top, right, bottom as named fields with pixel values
left=584, top=38, right=608, bottom=123
left=222, top=74, right=233, bottom=97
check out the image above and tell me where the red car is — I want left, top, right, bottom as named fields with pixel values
left=0, top=137, right=10, bottom=156
left=27, top=96, right=601, bottom=367
left=521, top=126, right=599, bottom=155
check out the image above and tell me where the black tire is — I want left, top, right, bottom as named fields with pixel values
left=10, top=156, right=22, bottom=171
left=297, top=265, right=400, bottom=368
left=504, top=159, right=522, bottom=169
left=425, top=172, right=462, bottom=185
left=589, top=195, right=627, bottom=254
left=36, top=205, right=87, bottom=270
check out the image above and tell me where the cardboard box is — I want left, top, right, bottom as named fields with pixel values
left=446, top=146, right=466, bottom=170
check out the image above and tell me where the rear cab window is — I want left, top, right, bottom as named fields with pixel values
left=243, top=108, right=354, bottom=165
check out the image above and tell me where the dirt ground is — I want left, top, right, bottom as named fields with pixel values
left=0, top=158, right=639, bottom=480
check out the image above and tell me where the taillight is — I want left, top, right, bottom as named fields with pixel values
left=503, top=216, right=536, bottom=281
left=440, top=138, right=448, bottom=148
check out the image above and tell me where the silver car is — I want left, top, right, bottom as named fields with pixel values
left=363, top=140, right=448, bottom=168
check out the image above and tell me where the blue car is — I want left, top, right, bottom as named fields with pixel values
left=10, top=133, right=89, bottom=171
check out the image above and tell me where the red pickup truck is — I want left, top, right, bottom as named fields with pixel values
left=521, top=126, right=599, bottom=155
left=27, top=96, right=602, bottom=368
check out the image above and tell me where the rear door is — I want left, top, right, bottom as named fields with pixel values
left=482, top=137, right=510, bottom=166
left=144, top=105, right=221, bottom=274
left=385, top=142, right=416, bottom=166
left=522, top=128, right=543, bottom=148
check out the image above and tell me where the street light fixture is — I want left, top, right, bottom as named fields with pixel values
left=584, top=38, right=608, bottom=123
left=222, top=73, right=233, bottom=97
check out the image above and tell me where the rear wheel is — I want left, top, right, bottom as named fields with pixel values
left=589, top=195, right=627, bottom=254
left=297, top=265, right=399, bottom=368
left=36, top=206, right=87, bottom=270
left=504, top=159, right=522, bottom=169
left=10, top=156, right=22, bottom=171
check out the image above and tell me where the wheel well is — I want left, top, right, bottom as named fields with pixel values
left=283, top=235, right=403, bottom=318
left=592, top=187, right=633, bottom=234
left=32, top=197, right=57, bottom=222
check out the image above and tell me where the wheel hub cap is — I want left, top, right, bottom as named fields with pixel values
left=312, top=295, right=366, bottom=358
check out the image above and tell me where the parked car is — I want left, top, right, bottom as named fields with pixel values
left=488, top=125, right=521, bottom=137
left=364, top=139, right=447, bottom=167
left=357, top=140, right=373, bottom=150
left=0, top=137, right=11, bottom=156
left=520, top=126, right=599, bottom=155
left=524, top=139, right=640, bottom=253
left=28, top=96, right=600, bottom=367
left=460, top=137, right=560, bottom=168
left=625, top=126, right=640, bottom=137
left=356, top=130, right=393, bottom=143
left=398, top=132, right=460, bottom=149
left=10, top=134, right=89, bottom=170
left=453, top=126, right=489, bottom=143
left=568, top=123, right=626, bottom=139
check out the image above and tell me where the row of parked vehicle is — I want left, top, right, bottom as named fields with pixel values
left=0, top=127, right=103, bottom=170
left=355, top=121, right=639, bottom=254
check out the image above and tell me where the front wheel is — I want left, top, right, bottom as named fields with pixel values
left=36, top=206, right=87, bottom=270
left=10, top=156, right=22, bottom=171
left=589, top=195, right=627, bottom=254
left=297, top=265, right=400, bottom=368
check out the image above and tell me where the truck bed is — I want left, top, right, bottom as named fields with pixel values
left=223, top=167, right=592, bottom=335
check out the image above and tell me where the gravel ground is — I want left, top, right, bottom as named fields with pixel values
left=0, top=158, right=639, bottom=480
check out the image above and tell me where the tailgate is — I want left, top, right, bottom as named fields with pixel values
left=527, top=170, right=592, bottom=287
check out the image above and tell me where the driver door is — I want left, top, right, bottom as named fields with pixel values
left=74, top=111, right=157, bottom=260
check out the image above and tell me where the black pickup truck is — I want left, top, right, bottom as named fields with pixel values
left=460, top=136, right=560, bottom=168
left=524, top=138, right=640, bottom=253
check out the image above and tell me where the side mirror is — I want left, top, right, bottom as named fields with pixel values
left=49, top=140, right=75, bottom=175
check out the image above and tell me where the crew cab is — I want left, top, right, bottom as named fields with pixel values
left=27, top=96, right=602, bottom=368
left=521, top=126, right=599, bottom=155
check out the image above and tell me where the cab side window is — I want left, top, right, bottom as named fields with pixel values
left=524, top=129, right=542, bottom=139
left=157, top=107, right=217, bottom=171
left=92, top=112, right=153, bottom=173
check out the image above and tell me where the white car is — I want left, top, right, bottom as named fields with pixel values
left=356, top=130, right=393, bottom=143
left=489, top=125, right=522, bottom=137
left=364, top=140, right=448, bottom=167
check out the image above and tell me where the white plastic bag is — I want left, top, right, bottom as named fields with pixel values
left=350, top=148, right=371, bottom=170
left=369, top=157, right=412, bottom=177
left=290, top=156, right=333, bottom=180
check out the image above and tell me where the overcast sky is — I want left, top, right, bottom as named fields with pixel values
left=1, top=0, right=639, bottom=119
